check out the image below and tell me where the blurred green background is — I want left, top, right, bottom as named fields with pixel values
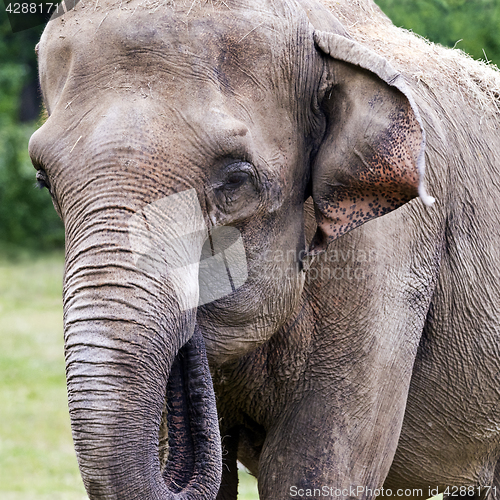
left=1, top=1, right=499, bottom=498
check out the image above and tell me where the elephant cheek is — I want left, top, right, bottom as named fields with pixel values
left=199, top=261, right=306, bottom=365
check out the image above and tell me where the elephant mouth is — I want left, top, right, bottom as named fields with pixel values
left=161, top=326, right=222, bottom=494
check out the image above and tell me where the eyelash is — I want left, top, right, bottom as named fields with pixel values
left=224, top=171, right=250, bottom=190
left=219, top=162, right=255, bottom=187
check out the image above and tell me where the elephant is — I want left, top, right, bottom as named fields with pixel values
left=28, top=0, right=500, bottom=499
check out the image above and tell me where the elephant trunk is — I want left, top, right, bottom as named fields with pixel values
left=163, top=326, right=220, bottom=494
left=63, top=222, right=221, bottom=499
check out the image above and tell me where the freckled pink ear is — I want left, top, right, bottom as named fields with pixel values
left=309, top=32, right=434, bottom=255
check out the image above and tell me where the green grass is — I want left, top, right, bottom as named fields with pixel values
left=0, top=251, right=86, bottom=499
left=238, top=467, right=259, bottom=499
left=0, top=251, right=259, bottom=499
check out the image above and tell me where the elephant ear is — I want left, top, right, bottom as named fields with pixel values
left=309, top=31, right=434, bottom=255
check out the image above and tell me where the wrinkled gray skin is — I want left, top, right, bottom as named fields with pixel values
left=29, top=0, right=500, bottom=499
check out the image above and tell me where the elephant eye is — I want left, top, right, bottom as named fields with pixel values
left=220, top=161, right=255, bottom=192
left=212, top=162, right=261, bottom=218
left=224, top=171, right=250, bottom=190
left=36, top=170, right=51, bottom=191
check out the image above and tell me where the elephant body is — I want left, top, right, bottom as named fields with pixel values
left=29, top=0, right=500, bottom=499
left=214, top=2, right=500, bottom=498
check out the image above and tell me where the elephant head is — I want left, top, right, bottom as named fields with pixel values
left=29, top=0, right=432, bottom=498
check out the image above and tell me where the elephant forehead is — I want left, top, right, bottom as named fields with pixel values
left=38, top=0, right=293, bottom=111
